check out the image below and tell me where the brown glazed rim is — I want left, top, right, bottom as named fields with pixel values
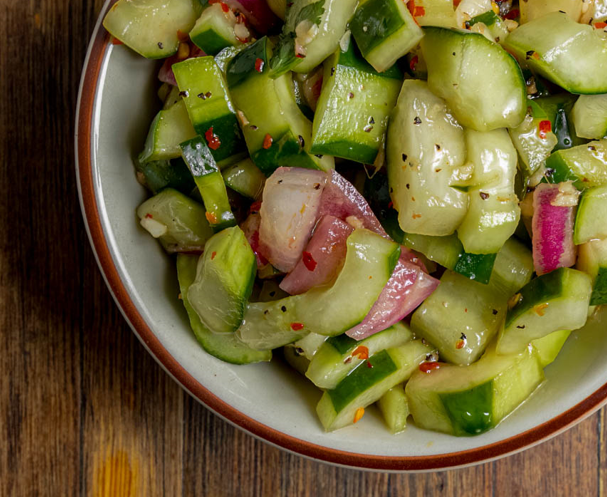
left=77, top=2, right=607, bottom=472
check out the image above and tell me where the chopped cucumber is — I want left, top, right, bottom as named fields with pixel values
left=317, top=340, right=432, bottom=431
left=574, top=186, right=607, bottom=244
left=468, top=10, right=509, bottom=44
left=453, top=252, right=497, bottom=285
left=503, top=12, right=607, bottom=94
left=350, top=0, right=424, bottom=73
left=173, top=56, right=247, bottom=166
left=534, top=94, right=585, bottom=152
left=572, top=95, right=607, bottom=140
left=497, top=268, right=593, bottom=355
left=222, top=158, right=265, bottom=199
left=411, top=270, right=506, bottom=365
left=490, top=238, right=534, bottom=297
left=135, top=158, right=196, bottom=196
left=103, top=0, right=202, bottom=59
left=377, top=385, right=410, bottom=434
left=456, top=129, right=520, bottom=254
left=545, top=140, right=607, bottom=190
left=306, top=322, right=413, bottom=389
left=410, top=0, right=457, bottom=28
left=227, top=38, right=334, bottom=175
left=180, top=136, right=236, bottom=229
left=387, top=80, right=469, bottom=236
left=311, top=41, right=402, bottom=164
left=532, top=329, right=572, bottom=368
left=177, top=254, right=271, bottom=364
left=139, top=100, right=197, bottom=163
left=283, top=345, right=310, bottom=374
left=577, top=238, right=607, bottom=305
left=406, top=344, right=544, bottom=436
left=421, top=27, right=526, bottom=131
left=289, top=333, right=329, bottom=360
left=520, top=0, right=585, bottom=25
left=190, top=3, right=243, bottom=56
left=237, top=229, right=399, bottom=349
left=188, top=227, right=256, bottom=333
left=136, top=188, right=213, bottom=253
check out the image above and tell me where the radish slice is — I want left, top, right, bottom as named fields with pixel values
left=223, top=0, right=280, bottom=34
left=240, top=211, right=269, bottom=267
left=158, top=45, right=205, bottom=86
left=532, top=182, right=579, bottom=275
left=280, top=216, right=354, bottom=295
left=346, top=253, right=440, bottom=341
left=259, top=167, right=327, bottom=272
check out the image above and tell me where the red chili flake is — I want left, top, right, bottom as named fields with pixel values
left=455, top=340, right=465, bottom=350
left=596, top=22, right=607, bottom=29
left=263, top=134, right=273, bottom=149
left=290, top=322, right=304, bottom=331
left=413, top=6, right=425, bottom=16
left=353, top=407, right=365, bottom=424
left=366, top=360, right=373, bottom=368
left=255, top=58, right=265, bottom=73
left=504, top=8, right=519, bottom=20
left=419, top=362, right=441, bottom=373
left=111, top=37, right=124, bottom=45
left=409, top=55, right=419, bottom=72
left=249, top=200, right=262, bottom=214
left=205, top=127, right=221, bottom=150
left=453, top=0, right=462, bottom=7
left=205, top=212, right=218, bottom=224
left=302, top=251, right=317, bottom=271
left=388, top=201, right=394, bottom=209
left=220, top=1, right=230, bottom=12
left=211, top=251, right=217, bottom=260
left=295, top=53, right=306, bottom=59
left=145, top=213, right=153, bottom=219
left=352, top=345, right=369, bottom=360
left=538, top=120, right=552, bottom=139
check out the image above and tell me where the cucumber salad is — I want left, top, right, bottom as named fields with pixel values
left=104, top=0, right=607, bottom=436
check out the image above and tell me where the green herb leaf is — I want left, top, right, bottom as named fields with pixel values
left=295, top=0, right=325, bottom=26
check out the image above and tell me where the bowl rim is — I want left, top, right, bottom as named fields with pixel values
left=76, top=0, right=607, bottom=472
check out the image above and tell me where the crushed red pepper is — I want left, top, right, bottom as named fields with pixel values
left=352, top=345, right=369, bottom=360
left=263, top=134, right=273, bottom=149
left=302, top=251, right=317, bottom=271
left=419, top=362, right=441, bottom=373
left=290, top=322, right=304, bottom=331
left=538, top=120, right=552, bottom=139
left=255, top=57, right=265, bottom=73
left=205, top=127, right=221, bottom=150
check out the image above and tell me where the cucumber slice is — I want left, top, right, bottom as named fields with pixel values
left=468, top=10, right=509, bottom=44
left=532, top=329, right=572, bottom=368
left=227, top=38, right=334, bottom=175
left=103, top=0, right=202, bottom=59
left=503, top=12, right=607, bottom=94
left=180, top=136, right=236, bottom=229
left=283, top=345, right=310, bottom=374
left=317, top=340, right=431, bottom=431
left=139, top=100, right=197, bottom=163
left=177, top=254, right=271, bottom=364
left=406, top=344, right=544, bottom=436
left=377, top=385, right=410, bottom=434
left=421, top=27, right=526, bottom=131
left=172, top=56, right=247, bottom=166
left=187, top=227, right=256, bottom=333
left=411, top=270, right=506, bottom=365
left=237, top=229, right=399, bottom=349
left=288, top=333, right=329, bottom=360
left=162, top=85, right=183, bottom=110
left=577, top=238, right=607, bottom=305
left=572, top=95, right=607, bottom=140
left=310, top=41, right=402, bottom=164
left=387, top=80, right=469, bottom=236
left=545, top=140, right=607, bottom=190
left=452, top=252, right=497, bottom=285
left=135, top=157, right=196, bottom=196
left=137, top=188, right=213, bottom=253
left=410, top=0, right=457, bottom=28
left=190, top=3, right=244, bottom=56
left=574, top=186, right=607, bottom=244
left=222, top=158, right=265, bottom=199
left=497, top=268, right=593, bottom=355
left=534, top=94, right=585, bottom=152
left=350, top=0, right=424, bottom=72
left=306, top=322, right=413, bottom=389
left=490, top=238, right=534, bottom=297
left=456, top=129, right=520, bottom=254
left=520, top=0, right=584, bottom=24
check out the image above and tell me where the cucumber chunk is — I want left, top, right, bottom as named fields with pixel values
left=139, top=100, right=197, bottom=163
left=452, top=252, right=497, bottom=285
left=350, top=0, right=424, bottom=73
left=572, top=95, right=607, bottom=140
left=306, top=322, right=413, bottom=389
left=421, top=27, right=526, bottom=131
left=180, top=136, right=236, bottom=229
left=188, top=227, right=256, bottom=333
left=237, top=229, right=399, bottom=350
left=387, top=80, right=469, bottom=236
left=497, top=268, right=593, bottom=355
left=532, top=329, right=572, bottom=368
left=177, top=254, right=271, bottom=364
left=284, top=332, right=329, bottom=374
left=317, top=340, right=432, bottom=431
left=173, top=56, right=247, bottom=166
left=534, top=94, right=585, bottom=152
left=311, top=41, right=402, bottom=164
left=103, top=0, right=202, bottom=59
left=574, top=186, right=607, bottom=244
left=577, top=238, right=607, bottom=305
left=520, top=0, right=584, bottom=24
left=410, top=0, right=457, bottom=28
left=411, top=271, right=506, bottom=365
left=503, top=12, right=607, bottom=94
left=377, top=385, right=410, bottom=434
left=456, top=129, right=521, bottom=254
left=468, top=10, right=509, bottom=44
left=283, top=345, right=310, bottom=374
left=137, top=188, right=213, bottom=253
left=190, top=3, right=244, bottom=56
left=406, top=345, right=544, bottom=436
left=136, top=158, right=196, bottom=196
left=222, top=158, right=265, bottom=199
left=227, top=38, right=334, bottom=175
left=545, top=140, right=607, bottom=190
left=489, top=238, right=534, bottom=297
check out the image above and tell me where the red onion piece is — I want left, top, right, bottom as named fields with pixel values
left=240, top=212, right=268, bottom=268
left=222, top=0, right=280, bottom=34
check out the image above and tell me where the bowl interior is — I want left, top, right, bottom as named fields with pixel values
left=84, top=41, right=607, bottom=464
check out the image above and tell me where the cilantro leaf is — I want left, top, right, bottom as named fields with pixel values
left=295, top=0, right=325, bottom=27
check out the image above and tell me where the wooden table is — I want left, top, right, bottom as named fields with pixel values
left=0, top=1, right=604, bottom=495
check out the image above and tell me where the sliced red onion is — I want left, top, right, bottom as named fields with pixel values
left=279, top=215, right=354, bottom=295
left=259, top=167, right=328, bottom=272
left=532, top=182, right=579, bottom=275
left=222, top=0, right=280, bottom=34
left=158, top=45, right=206, bottom=86
left=240, top=212, right=268, bottom=268
left=346, top=252, right=440, bottom=341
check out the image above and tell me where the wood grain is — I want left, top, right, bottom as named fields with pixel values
left=0, top=0, right=604, bottom=495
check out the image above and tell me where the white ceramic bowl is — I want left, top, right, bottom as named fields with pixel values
left=76, top=0, right=607, bottom=471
